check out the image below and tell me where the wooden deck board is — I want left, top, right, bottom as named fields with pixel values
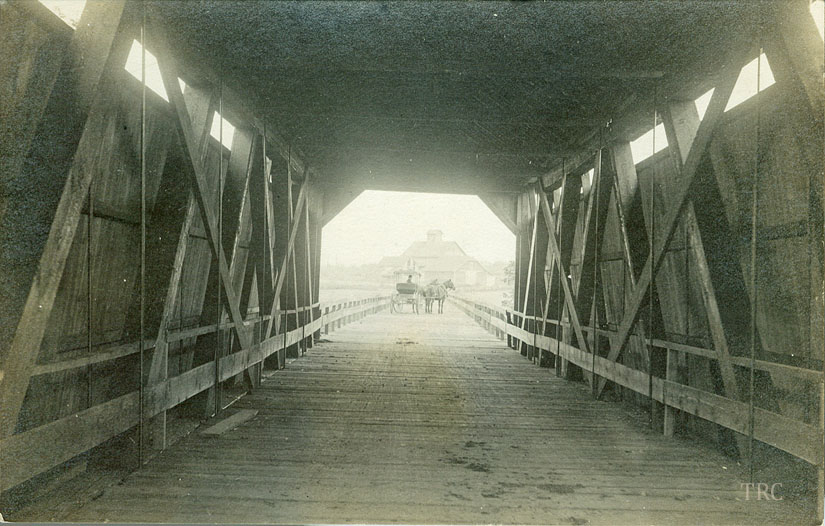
left=21, top=308, right=813, bottom=524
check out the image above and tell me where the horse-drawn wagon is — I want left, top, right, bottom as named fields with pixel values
left=390, top=270, right=422, bottom=314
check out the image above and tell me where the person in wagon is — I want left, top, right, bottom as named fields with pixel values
left=406, top=275, right=413, bottom=284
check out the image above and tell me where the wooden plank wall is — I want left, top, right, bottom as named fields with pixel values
left=489, top=5, right=824, bottom=516
left=0, top=4, right=390, bottom=498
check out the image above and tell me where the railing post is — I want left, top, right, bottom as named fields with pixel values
left=664, top=347, right=677, bottom=437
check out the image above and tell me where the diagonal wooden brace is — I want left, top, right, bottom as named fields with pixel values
left=595, top=50, right=746, bottom=399
left=265, top=178, right=309, bottom=338
left=538, top=184, right=591, bottom=356
left=155, top=35, right=251, bottom=350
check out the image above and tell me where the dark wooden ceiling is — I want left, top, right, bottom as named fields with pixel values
left=150, top=0, right=765, bottom=193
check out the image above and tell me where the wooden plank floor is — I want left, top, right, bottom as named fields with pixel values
left=28, top=307, right=811, bottom=524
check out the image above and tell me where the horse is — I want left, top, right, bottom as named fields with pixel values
left=424, top=279, right=454, bottom=314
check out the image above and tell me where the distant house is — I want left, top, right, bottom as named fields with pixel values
left=378, top=230, right=495, bottom=287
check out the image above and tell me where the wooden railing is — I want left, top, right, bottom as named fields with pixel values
left=451, top=295, right=824, bottom=470
left=0, top=296, right=390, bottom=492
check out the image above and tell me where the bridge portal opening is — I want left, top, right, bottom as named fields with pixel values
left=320, top=190, right=515, bottom=311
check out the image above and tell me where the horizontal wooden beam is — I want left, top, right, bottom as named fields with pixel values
left=317, top=172, right=530, bottom=195
left=254, top=66, right=665, bottom=81
left=303, top=144, right=563, bottom=158
left=496, top=311, right=823, bottom=384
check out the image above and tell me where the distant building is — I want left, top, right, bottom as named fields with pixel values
left=378, top=230, right=495, bottom=287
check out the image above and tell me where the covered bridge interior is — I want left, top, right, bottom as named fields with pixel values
left=1, top=1, right=823, bottom=524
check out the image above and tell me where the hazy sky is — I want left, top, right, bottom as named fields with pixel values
left=322, top=191, right=515, bottom=266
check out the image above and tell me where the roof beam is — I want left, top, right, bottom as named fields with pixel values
left=316, top=168, right=531, bottom=195
left=267, top=111, right=607, bottom=128
left=304, top=144, right=558, bottom=159
left=253, top=66, right=665, bottom=81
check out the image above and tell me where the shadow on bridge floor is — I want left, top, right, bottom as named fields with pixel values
left=17, top=307, right=812, bottom=524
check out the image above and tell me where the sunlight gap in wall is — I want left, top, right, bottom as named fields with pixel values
left=209, top=111, right=236, bottom=149
left=39, top=0, right=85, bottom=29
left=124, top=40, right=186, bottom=102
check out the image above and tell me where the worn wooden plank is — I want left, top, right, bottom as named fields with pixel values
left=661, top=99, right=748, bottom=453
left=553, top=170, right=586, bottom=374
left=539, top=189, right=561, bottom=339
left=33, top=339, right=155, bottom=376
left=518, top=189, right=538, bottom=332
left=287, top=166, right=302, bottom=353
left=607, top=142, right=650, bottom=372
left=662, top=102, right=734, bottom=375
left=247, top=135, right=274, bottom=315
left=222, top=131, right=257, bottom=385
left=30, top=300, right=384, bottom=377
left=459, top=295, right=823, bottom=389
left=0, top=296, right=385, bottom=492
left=303, top=191, right=316, bottom=347
left=200, top=409, right=258, bottom=436
left=570, top=152, right=613, bottom=381
left=145, top=84, right=217, bottom=449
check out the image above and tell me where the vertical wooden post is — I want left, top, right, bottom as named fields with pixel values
left=553, top=171, right=582, bottom=378
left=302, top=190, right=314, bottom=351
left=138, top=9, right=147, bottom=463
left=145, top=84, right=216, bottom=445
left=520, top=188, right=539, bottom=359
left=818, top=379, right=824, bottom=524
left=661, top=98, right=748, bottom=455
left=663, top=349, right=677, bottom=437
